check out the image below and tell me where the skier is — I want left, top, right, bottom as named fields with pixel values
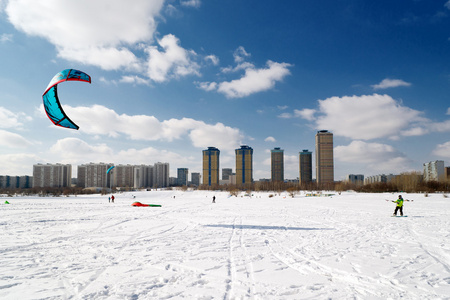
left=392, top=195, right=411, bottom=216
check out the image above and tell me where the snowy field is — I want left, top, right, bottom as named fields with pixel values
left=1, top=190, right=449, bottom=300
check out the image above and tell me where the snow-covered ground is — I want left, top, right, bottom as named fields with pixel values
left=1, top=190, right=449, bottom=299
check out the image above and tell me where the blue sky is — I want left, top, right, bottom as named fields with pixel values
left=0, top=0, right=449, bottom=181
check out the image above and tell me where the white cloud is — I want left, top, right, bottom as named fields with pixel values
left=161, top=118, right=201, bottom=141
left=432, top=141, right=450, bottom=158
left=50, top=138, right=113, bottom=164
left=205, top=55, right=219, bottom=66
left=216, top=61, right=292, bottom=98
left=426, top=120, right=450, bottom=133
left=400, top=127, right=429, bottom=136
left=98, top=77, right=113, bottom=85
left=284, top=154, right=298, bottom=179
left=314, top=94, right=425, bottom=140
left=265, top=136, right=276, bottom=142
left=180, top=0, right=201, bottom=8
left=0, top=129, right=33, bottom=148
left=189, top=122, right=243, bottom=151
left=447, top=107, right=450, bottom=115
left=233, top=46, right=250, bottom=63
left=0, top=33, right=12, bottom=43
left=146, top=34, right=200, bottom=82
left=221, top=62, right=255, bottom=74
left=371, top=78, right=411, bottom=90
left=277, top=105, right=288, bottom=110
left=0, top=107, right=31, bottom=128
left=445, top=0, right=450, bottom=10
left=277, top=113, right=292, bottom=119
left=51, top=104, right=243, bottom=151
left=48, top=137, right=196, bottom=168
left=6, top=0, right=165, bottom=71
left=196, top=81, right=217, bottom=92
left=287, top=94, right=448, bottom=140
left=165, top=4, right=180, bottom=18
left=335, top=141, right=411, bottom=173
left=117, top=147, right=192, bottom=166
left=119, top=75, right=151, bottom=86
left=294, top=108, right=316, bottom=121
left=262, top=156, right=271, bottom=167
left=219, top=47, right=254, bottom=73
left=59, top=47, right=141, bottom=71
left=197, top=46, right=292, bottom=98
left=63, top=104, right=163, bottom=139
left=0, top=153, right=40, bottom=175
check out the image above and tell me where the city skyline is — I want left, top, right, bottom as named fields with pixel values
left=3, top=156, right=448, bottom=189
left=4, top=143, right=450, bottom=183
left=1, top=1, right=450, bottom=180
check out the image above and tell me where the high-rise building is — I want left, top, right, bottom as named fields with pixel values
left=114, top=164, right=135, bottom=188
left=134, top=165, right=153, bottom=188
left=346, top=174, right=364, bottom=186
left=77, top=162, right=113, bottom=188
left=202, top=147, right=220, bottom=186
left=299, top=150, right=312, bottom=185
left=177, top=168, right=189, bottom=186
left=0, top=175, right=33, bottom=189
left=423, top=160, right=445, bottom=181
left=33, top=163, right=72, bottom=188
left=222, top=168, right=233, bottom=180
left=191, top=172, right=201, bottom=186
left=364, top=174, right=395, bottom=185
left=153, top=162, right=169, bottom=188
left=235, top=145, right=253, bottom=186
left=271, top=147, right=284, bottom=182
left=315, top=130, right=334, bottom=185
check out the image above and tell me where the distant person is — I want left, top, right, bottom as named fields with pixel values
left=392, top=195, right=411, bottom=216
left=212, top=196, right=216, bottom=203
left=108, top=197, right=111, bottom=203
left=111, top=195, right=115, bottom=203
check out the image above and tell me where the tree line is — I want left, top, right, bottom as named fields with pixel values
left=198, top=172, right=449, bottom=194
left=1, top=172, right=448, bottom=197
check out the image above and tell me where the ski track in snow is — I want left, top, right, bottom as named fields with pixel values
left=0, top=191, right=449, bottom=299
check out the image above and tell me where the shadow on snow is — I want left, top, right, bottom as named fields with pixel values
left=204, top=224, right=334, bottom=231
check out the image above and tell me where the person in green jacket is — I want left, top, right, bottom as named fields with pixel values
left=392, top=195, right=410, bottom=216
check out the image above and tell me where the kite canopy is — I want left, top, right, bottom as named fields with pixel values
left=132, top=202, right=162, bottom=207
left=106, top=166, right=115, bottom=174
left=42, top=69, right=91, bottom=130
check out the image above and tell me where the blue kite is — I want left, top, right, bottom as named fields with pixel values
left=106, top=166, right=115, bottom=174
left=42, top=69, right=91, bottom=130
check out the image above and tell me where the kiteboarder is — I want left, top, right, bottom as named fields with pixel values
left=392, top=195, right=411, bottom=216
